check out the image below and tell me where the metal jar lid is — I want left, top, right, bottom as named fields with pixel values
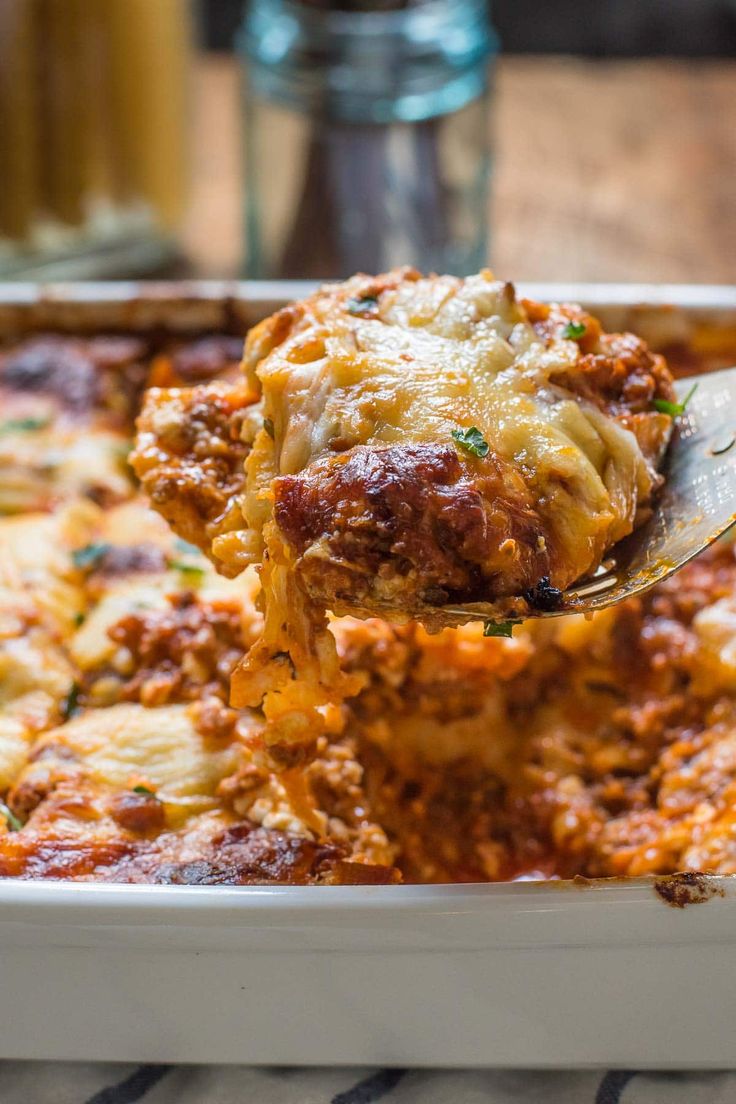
left=239, top=0, right=498, bottom=123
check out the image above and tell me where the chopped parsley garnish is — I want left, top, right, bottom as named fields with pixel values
left=653, top=383, right=698, bottom=418
left=71, top=542, right=111, bottom=570
left=73, top=611, right=86, bottom=628
left=263, top=417, right=275, bottom=439
left=132, top=784, right=156, bottom=797
left=169, top=559, right=205, bottom=582
left=452, top=426, right=490, bottom=458
left=483, top=620, right=520, bottom=638
left=62, top=681, right=81, bottom=721
left=0, top=802, right=22, bottom=832
left=346, top=295, right=379, bottom=315
left=562, top=320, right=587, bottom=340
left=0, top=416, right=49, bottom=434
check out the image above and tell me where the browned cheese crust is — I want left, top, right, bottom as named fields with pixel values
left=0, top=785, right=396, bottom=885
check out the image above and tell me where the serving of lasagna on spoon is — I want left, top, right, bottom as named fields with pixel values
left=132, top=267, right=675, bottom=756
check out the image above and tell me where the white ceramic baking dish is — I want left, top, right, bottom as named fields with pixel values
left=2, top=281, right=736, bottom=1068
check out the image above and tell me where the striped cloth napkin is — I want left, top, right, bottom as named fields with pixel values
left=0, top=1065, right=733, bottom=1103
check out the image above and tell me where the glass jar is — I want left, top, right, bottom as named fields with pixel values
left=239, top=0, right=497, bottom=279
left=0, top=0, right=192, bottom=280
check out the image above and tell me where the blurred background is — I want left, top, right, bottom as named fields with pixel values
left=1, top=0, right=735, bottom=284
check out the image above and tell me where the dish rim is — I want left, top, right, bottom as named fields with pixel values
left=1, top=278, right=736, bottom=312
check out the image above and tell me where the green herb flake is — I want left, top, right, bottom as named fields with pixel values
left=169, top=559, right=205, bottom=582
left=73, top=611, right=86, bottom=628
left=0, top=416, right=50, bottom=434
left=263, top=417, right=275, bottom=439
left=562, top=320, right=587, bottom=340
left=71, top=542, right=111, bottom=571
left=346, top=295, right=379, bottom=315
left=452, top=426, right=490, bottom=458
left=132, top=784, right=156, bottom=797
left=653, top=383, right=698, bottom=418
left=62, top=681, right=81, bottom=721
left=0, top=801, right=22, bottom=832
left=483, top=620, right=520, bottom=638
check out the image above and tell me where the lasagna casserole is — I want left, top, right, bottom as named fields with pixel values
left=2, top=288, right=736, bottom=884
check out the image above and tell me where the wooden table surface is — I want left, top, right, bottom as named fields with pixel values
left=184, top=56, right=736, bottom=284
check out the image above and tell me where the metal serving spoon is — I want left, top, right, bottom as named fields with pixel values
left=441, top=367, right=736, bottom=627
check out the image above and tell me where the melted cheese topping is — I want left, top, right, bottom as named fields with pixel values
left=0, top=504, right=96, bottom=636
left=0, top=424, right=131, bottom=515
left=25, top=702, right=240, bottom=810
left=67, top=499, right=256, bottom=677
left=244, top=272, right=657, bottom=586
